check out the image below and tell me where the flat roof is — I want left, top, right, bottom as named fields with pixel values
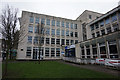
left=22, top=10, right=78, bottom=22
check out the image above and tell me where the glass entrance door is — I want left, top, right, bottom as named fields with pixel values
left=33, top=47, right=38, bottom=59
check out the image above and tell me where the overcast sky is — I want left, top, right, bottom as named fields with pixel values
left=0, top=0, right=120, bottom=19
left=0, top=0, right=119, bottom=39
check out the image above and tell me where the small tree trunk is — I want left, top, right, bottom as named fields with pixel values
left=3, top=50, right=8, bottom=78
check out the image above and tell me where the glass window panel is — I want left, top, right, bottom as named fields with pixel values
left=35, top=17, right=39, bottom=23
left=28, top=36, right=32, bottom=43
left=70, top=23, right=73, bottom=29
left=56, top=29, right=60, bottom=36
left=74, top=24, right=77, bottom=29
left=61, top=21, right=64, bottom=27
left=66, top=22, right=69, bottom=28
left=26, top=47, right=31, bottom=56
left=46, top=28, right=50, bottom=35
left=46, top=19, right=50, bottom=25
left=66, top=30, right=69, bottom=36
left=41, top=18, right=45, bottom=24
left=46, top=38, right=49, bottom=44
left=111, top=13, right=117, bottom=22
left=52, top=20, right=55, bottom=26
left=30, top=17, right=34, bottom=23
left=56, top=21, right=60, bottom=27
left=51, top=29, right=55, bottom=35
left=28, top=25, right=33, bottom=33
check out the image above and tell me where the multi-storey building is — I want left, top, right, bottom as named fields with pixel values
left=17, top=11, right=81, bottom=60
left=17, top=7, right=113, bottom=60
left=76, top=6, right=120, bottom=59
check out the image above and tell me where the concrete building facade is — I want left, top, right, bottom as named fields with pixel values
left=17, top=6, right=119, bottom=60
left=76, top=6, right=120, bottom=59
left=17, top=11, right=82, bottom=60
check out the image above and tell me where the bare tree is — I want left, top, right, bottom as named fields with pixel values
left=0, top=5, right=18, bottom=77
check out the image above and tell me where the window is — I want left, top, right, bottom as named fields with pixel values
left=52, top=20, right=55, bottom=26
left=75, top=32, right=78, bottom=37
left=34, top=36, right=38, bottom=44
left=61, top=30, right=65, bottom=36
left=40, top=37, right=44, bottom=44
left=30, top=17, right=34, bottom=23
left=92, top=44, right=97, bottom=55
left=26, top=47, right=31, bottom=56
left=113, top=24, right=119, bottom=31
left=89, top=15, right=92, bottom=19
left=81, top=47, right=84, bottom=55
left=111, top=13, right=117, bottom=22
left=40, top=28, right=44, bottom=34
left=101, top=29, right=105, bottom=35
left=41, top=18, right=45, bottom=24
left=99, top=43, right=106, bottom=58
left=28, top=36, right=32, bottom=43
left=56, top=48, right=60, bottom=56
left=105, top=17, right=110, bottom=24
left=100, top=20, right=104, bottom=27
left=90, top=25, right=94, bottom=31
left=74, top=24, right=77, bottom=29
left=46, top=38, right=49, bottom=44
left=56, top=29, right=60, bottom=36
left=61, top=39, right=65, bottom=45
left=70, top=23, right=73, bottom=29
left=86, top=48, right=90, bottom=55
left=28, top=25, right=33, bottom=33
left=35, top=17, right=39, bottom=23
left=75, top=40, right=78, bottom=44
left=92, top=33, right=95, bottom=38
left=107, top=27, right=112, bottom=34
left=109, top=41, right=118, bottom=55
left=95, top=23, right=99, bottom=29
left=56, top=21, right=60, bottom=27
left=66, top=39, right=69, bottom=45
left=66, top=22, right=69, bottom=28
left=51, top=48, right=55, bottom=57
left=96, top=31, right=100, bottom=37
left=56, top=39, right=60, bottom=45
left=51, top=29, right=55, bottom=35
left=70, top=31, right=73, bottom=37
left=71, top=40, right=74, bottom=44
left=45, top=48, right=49, bottom=56
left=66, top=31, right=69, bottom=36
left=46, top=28, right=50, bottom=35
left=46, top=19, right=50, bottom=25
left=34, top=26, right=39, bottom=33
left=61, top=21, right=64, bottom=27
left=51, top=38, right=55, bottom=44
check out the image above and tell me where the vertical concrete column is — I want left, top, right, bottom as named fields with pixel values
left=55, top=47, right=56, bottom=57
left=43, top=47, right=45, bottom=58
left=105, top=40, right=110, bottom=59
left=84, top=45, right=87, bottom=58
left=49, top=48, right=51, bottom=58
left=90, top=44, right=93, bottom=58
left=97, top=43, right=100, bottom=58
left=76, top=44, right=81, bottom=58
left=80, top=47, right=82, bottom=59
left=31, top=47, right=33, bottom=59
left=110, top=16, right=114, bottom=32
